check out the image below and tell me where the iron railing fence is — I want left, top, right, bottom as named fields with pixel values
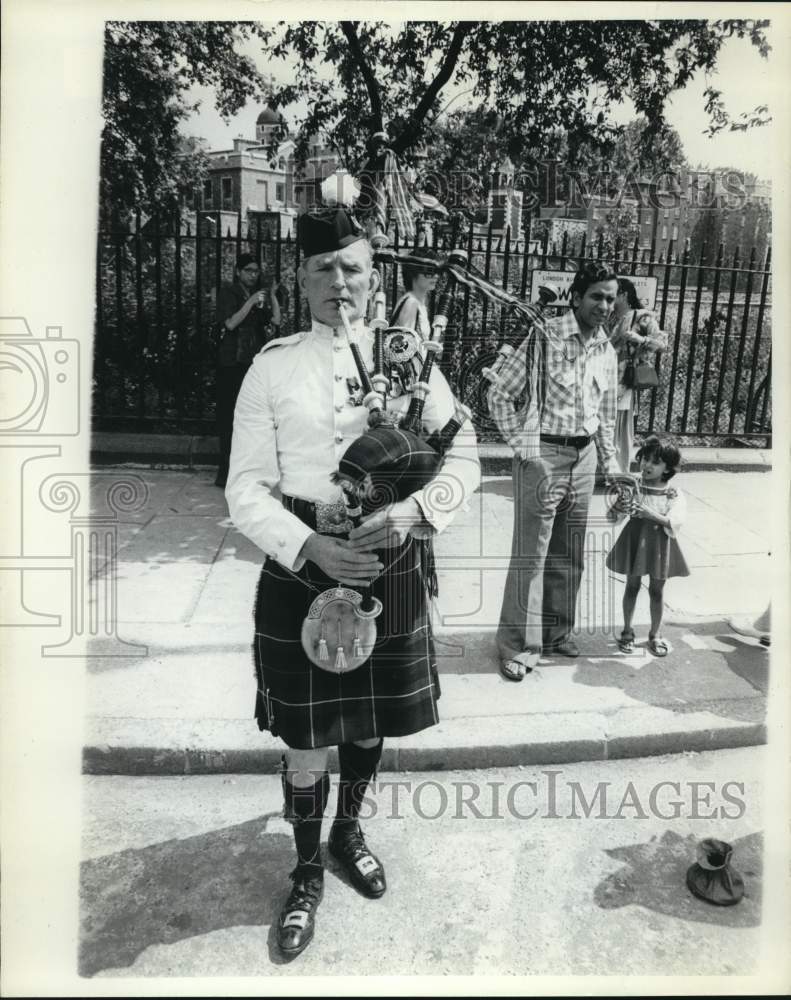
left=94, top=211, right=771, bottom=445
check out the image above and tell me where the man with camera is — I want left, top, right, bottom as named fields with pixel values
left=214, top=252, right=282, bottom=488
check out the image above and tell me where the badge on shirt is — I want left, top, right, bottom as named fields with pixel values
left=346, top=376, right=364, bottom=407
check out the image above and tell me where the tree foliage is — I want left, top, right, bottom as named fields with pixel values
left=259, top=19, right=771, bottom=173
left=101, top=21, right=272, bottom=221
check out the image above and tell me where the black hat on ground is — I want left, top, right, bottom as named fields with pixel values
left=298, top=209, right=365, bottom=258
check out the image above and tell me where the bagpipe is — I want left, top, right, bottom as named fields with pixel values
left=300, top=145, right=562, bottom=675
left=300, top=269, right=469, bottom=675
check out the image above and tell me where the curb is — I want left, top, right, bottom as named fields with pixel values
left=91, top=434, right=772, bottom=474
left=83, top=706, right=767, bottom=777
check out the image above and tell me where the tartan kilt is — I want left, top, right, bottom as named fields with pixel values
left=253, top=535, right=440, bottom=749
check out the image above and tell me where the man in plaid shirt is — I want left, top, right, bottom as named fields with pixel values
left=487, top=261, right=620, bottom=680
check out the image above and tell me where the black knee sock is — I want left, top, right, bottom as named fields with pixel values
left=334, top=740, right=383, bottom=830
left=281, top=763, right=330, bottom=880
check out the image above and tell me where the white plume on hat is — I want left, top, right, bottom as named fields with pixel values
left=321, top=169, right=361, bottom=208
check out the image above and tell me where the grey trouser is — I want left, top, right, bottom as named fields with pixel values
left=497, top=441, right=597, bottom=662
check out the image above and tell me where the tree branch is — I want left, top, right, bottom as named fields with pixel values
left=340, top=21, right=383, bottom=131
left=392, top=22, right=473, bottom=155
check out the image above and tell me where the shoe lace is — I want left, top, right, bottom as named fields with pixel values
left=286, top=870, right=323, bottom=912
left=333, top=824, right=373, bottom=864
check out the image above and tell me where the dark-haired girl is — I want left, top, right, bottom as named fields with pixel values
left=606, top=435, right=690, bottom=656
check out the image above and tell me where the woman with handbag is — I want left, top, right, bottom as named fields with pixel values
left=607, top=277, right=667, bottom=474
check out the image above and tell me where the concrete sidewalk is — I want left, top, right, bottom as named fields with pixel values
left=84, top=468, right=772, bottom=775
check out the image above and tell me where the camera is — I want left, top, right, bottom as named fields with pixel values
left=0, top=318, right=80, bottom=435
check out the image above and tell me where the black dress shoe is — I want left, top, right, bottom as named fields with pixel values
left=545, top=636, right=580, bottom=658
left=328, top=823, right=386, bottom=898
left=276, top=869, right=324, bottom=957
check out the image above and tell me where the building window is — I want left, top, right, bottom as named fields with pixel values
left=221, top=176, right=232, bottom=208
left=671, top=224, right=678, bottom=240
left=203, top=179, right=213, bottom=208
left=661, top=225, right=668, bottom=240
left=674, top=207, right=680, bottom=218
left=278, top=158, right=286, bottom=170
left=276, top=183, right=285, bottom=202
left=663, top=210, right=670, bottom=219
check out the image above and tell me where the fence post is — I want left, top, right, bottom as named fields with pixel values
left=293, top=224, right=302, bottom=331
left=630, top=234, right=639, bottom=274
left=500, top=225, right=511, bottom=337
left=519, top=227, right=530, bottom=299
left=664, top=239, right=690, bottom=433
left=728, top=245, right=757, bottom=435
left=197, top=219, right=207, bottom=420
left=460, top=220, right=473, bottom=345
left=275, top=212, right=282, bottom=283
left=680, top=242, right=707, bottom=432
left=153, top=210, right=164, bottom=419
left=214, top=209, right=223, bottom=308
left=95, top=240, right=106, bottom=417
left=134, top=212, right=146, bottom=424
left=758, top=350, right=771, bottom=435
left=481, top=222, right=493, bottom=336
left=696, top=242, right=724, bottom=434
left=712, top=246, right=741, bottom=435
left=174, top=209, right=184, bottom=419
left=647, top=240, right=674, bottom=432
left=744, top=245, right=771, bottom=436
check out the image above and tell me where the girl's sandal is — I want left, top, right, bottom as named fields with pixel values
left=618, top=628, right=636, bottom=654
left=648, top=636, right=670, bottom=657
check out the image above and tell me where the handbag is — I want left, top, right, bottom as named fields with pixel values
left=622, top=312, right=659, bottom=390
left=632, top=362, right=659, bottom=389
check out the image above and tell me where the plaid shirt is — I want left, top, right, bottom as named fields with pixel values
left=487, top=309, right=618, bottom=470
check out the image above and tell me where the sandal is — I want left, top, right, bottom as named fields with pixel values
left=648, top=636, right=669, bottom=657
left=617, top=628, right=636, bottom=654
left=499, top=658, right=532, bottom=682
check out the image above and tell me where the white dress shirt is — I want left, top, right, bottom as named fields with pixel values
left=226, top=316, right=481, bottom=571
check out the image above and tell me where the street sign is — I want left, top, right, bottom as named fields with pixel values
left=529, top=269, right=659, bottom=310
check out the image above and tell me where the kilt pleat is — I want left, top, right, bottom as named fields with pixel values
left=253, top=536, right=440, bottom=749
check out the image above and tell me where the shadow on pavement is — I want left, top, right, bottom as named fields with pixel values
left=594, top=829, right=762, bottom=928
left=79, top=812, right=295, bottom=976
left=571, top=620, right=768, bottom=723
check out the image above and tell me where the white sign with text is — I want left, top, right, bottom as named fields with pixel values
left=529, top=270, right=658, bottom=310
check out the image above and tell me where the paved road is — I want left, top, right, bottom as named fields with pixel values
left=78, top=747, right=776, bottom=983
